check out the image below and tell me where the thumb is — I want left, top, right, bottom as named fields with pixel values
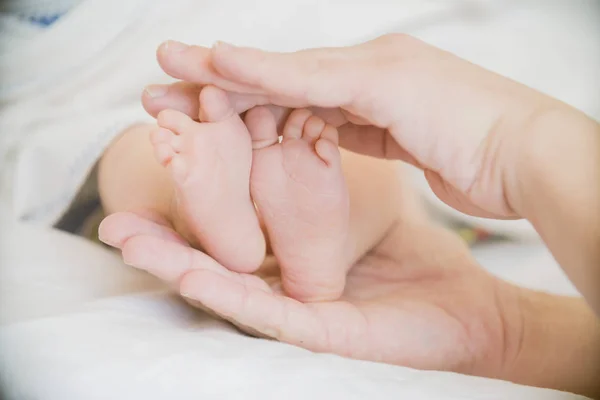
left=337, top=123, right=423, bottom=166
left=210, top=41, right=366, bottom=109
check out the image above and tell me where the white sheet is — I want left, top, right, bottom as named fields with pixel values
left=0, top=220, right=587, bottom=400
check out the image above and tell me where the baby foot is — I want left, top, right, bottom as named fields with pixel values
left=246, top=108, right=350, bottom=301
left=150, top=87, right=265, bottom=273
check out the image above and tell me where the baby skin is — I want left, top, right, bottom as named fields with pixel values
left=99, top=86, right=406, bottom=302
left=152, top=87, right=350, bottom=300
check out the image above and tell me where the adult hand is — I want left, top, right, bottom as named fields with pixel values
left=142, top=34, right=569, bottom=220
left=100, top=210, right=515, bottom=379
left=99, top=210, right=600, bottom=398
left=143, top=35, right=600, bottom=315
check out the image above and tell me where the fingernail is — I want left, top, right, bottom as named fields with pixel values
left=212, top=40, right=235, bottom=51
left=97, top=234, right=117, bottom=248
left=97, top=221, right=117, bottom=247
left=164, top=40, right=189, bottom=52
left=180, top=290, right=195, bottom=299
left=121, top=252, right=145, bottom=270
left=144, top=84, right=168, bottom=98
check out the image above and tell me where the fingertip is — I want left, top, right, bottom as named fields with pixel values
left=157, top=40, right=191, bottom=63
left=97, top=212, right=145, bottom=249
left=156, top=41, right=168, bottom=62
left=144, top=82, right=202, bottom=121
left=121, top=235, right=151, bottom=267
left=141, top=89, right=160, bottom=118
left=156, top=41, right=181, bottom=74
left=144, top=84, right=169, bottom=99
left=147, top=41, right=265, bottom=96
left=97, top=216, right=119, bottom=248
left=211, top=40, right=236, bottom=53
left=156, top=41, right=219, bottom=88
left=122, top=235, right=200, bottom=283
left=142, top=85, right=170, bottom=118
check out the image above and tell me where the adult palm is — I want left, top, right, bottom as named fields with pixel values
left=100, top=211, right=517, bottom=379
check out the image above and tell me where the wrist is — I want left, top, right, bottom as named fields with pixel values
left=508, top=106, right=598, bottom=218
left=499, top=286, right=600, bottom=398
left=508, top=107, right=600, bottom=314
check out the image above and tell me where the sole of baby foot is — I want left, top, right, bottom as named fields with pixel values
left=149, top=89, right=265, bottom=273
left=246, top=107, right=350, bottom=301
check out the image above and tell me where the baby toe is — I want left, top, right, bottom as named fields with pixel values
left=245, top=106, right=279, bottom=149
left=153, top=143, right=177, bottom=166
left=320, top=124, right=339, bottom=146
left=168, top=155, right=190, bottom=185
left=149, top=127, right=176, bottom=144
left=157, top=109, right=197, bottom=134
left=315, top=126, right=341, bottom=167
left=199, top=85, right=235, bottom=123
left=282, top=109, right=312, bottom=141
left=302, top=115, right=326, bottom=144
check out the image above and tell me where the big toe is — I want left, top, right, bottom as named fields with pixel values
left=245, top=106, right=279, bottom=149
left=199, top=85, right=235, bottom=122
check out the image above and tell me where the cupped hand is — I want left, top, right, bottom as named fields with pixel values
left=98, top=210, right=521, bottom=381
left=143, top=34, right=569, bottom=220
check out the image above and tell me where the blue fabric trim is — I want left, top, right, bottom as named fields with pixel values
left=27, top=13, right=65, bottom=27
